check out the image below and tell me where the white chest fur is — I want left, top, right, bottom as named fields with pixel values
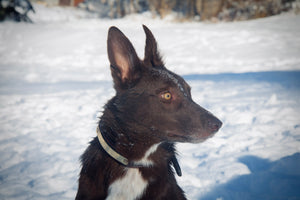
left=133, top=142, right=161, bottom=166
left=106, top=168, right=147, bottom=200
left=106, top=143, right=161, bottom=200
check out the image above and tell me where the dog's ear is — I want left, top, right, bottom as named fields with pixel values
left=143, top=25, right=164, bottom=68
left=107, top=26, right=141, bottom=89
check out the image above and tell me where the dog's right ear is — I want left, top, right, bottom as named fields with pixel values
left=107, top=26, right=141, bottom=90
left=143, top=25, right=164, bottom=68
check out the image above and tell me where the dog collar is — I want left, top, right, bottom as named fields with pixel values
left=96, top=126, right=182, bottom=175
left=96, top=126, right=129, bottom=166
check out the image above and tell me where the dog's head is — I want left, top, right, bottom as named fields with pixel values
left=107, top=25, right=222, bottom=143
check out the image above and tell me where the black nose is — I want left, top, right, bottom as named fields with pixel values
left=207, top=117, right=222, bottom=133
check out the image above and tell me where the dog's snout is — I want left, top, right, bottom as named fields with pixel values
left=207, top=117, right=222, bottom=133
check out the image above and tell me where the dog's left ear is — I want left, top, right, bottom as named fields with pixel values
left=107, top=26, right=141, bottom=90
left=143, top=25, right=164, bottom=68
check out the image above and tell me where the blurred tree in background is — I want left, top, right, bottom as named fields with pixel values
left=78, top=0, right=298, bottom=21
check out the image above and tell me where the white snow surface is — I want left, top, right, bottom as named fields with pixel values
left=0, top=4, right=300, bottom=200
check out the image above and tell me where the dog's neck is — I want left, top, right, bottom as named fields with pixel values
left=96, top=126, right=130, bottom=166
left=97, top=126, right=161, bottom=167
left=98, top=125, right=182, bottom=176
left=97, top=122, right=163, bottom=166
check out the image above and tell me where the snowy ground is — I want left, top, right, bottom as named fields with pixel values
left=0, top=4, right=300, bottom=200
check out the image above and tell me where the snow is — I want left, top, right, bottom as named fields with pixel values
left=0, top=4, right=300, bottom=200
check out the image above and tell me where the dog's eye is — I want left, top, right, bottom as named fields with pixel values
left=162, top=92, right=172, bottom=100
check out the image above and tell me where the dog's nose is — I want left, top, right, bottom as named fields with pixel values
left=207, top=117, right=222, bottom=133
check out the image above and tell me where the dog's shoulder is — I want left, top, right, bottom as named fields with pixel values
left=76, top=137, right=124, bottom=200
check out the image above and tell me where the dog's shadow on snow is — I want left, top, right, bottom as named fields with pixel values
left=201, top=153, right=300, bottom=200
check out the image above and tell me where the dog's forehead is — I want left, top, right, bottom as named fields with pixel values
left=151, top=68, right=189, bottom=97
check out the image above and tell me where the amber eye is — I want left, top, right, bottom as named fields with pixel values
left=162, top=92, right=172, bottom=100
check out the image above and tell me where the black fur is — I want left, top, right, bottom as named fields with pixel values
left=76, top=25, right=222, bottom=200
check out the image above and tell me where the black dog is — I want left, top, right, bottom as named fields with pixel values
left=76, top=25, right=222, bottom=200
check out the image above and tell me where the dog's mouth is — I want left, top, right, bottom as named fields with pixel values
left=164, top=114, right=222, bottom=143
left=167, top=133, right=189, bottom=141
left=166, top=130, right=217, bottom=143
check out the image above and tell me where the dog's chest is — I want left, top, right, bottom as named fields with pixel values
left=106, top=143, right=160, bottom=200
left=106, top=143, right=161, bottom=199
left=106, top=168, right=148, bottom=200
